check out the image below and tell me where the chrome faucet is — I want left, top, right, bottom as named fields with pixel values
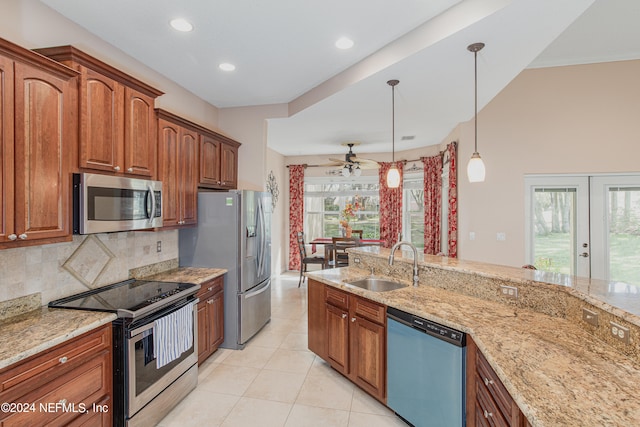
left=388, top=241, right=419, bottom=287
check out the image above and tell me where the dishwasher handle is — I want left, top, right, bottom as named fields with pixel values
left=387, top=306, right=466, bottom=347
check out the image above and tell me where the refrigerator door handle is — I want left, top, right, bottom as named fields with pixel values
left=244, top=279, right=270, bottom=299
left=256, top=198, right=266, bottom=276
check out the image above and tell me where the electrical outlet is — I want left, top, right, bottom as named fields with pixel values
left=500, top=285, right=518, bottom=299
left=496, top=232, right=506, bottom=241
left=582, top=308, right=598, bottom=326
left=610, top=321, right=630, bottom=344
left=353, top=257, right=360, bottom=264
left=156, top=241, right=162, bottom=253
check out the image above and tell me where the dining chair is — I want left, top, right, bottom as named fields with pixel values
left=331, top=236, right=361, bottom=267
left=297, top=232, right=326, bottom=287
left=350, top=229, right=363, bottom=238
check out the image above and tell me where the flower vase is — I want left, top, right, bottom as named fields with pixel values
left=345, top=226, right=352, bottom=238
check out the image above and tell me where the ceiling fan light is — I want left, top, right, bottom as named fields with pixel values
left=342, top=166, right=350, bottom=177
left=354, top=165, right=362, bottom=177
left=386, top=166, right=400, bottom=188
left=467, top=152, right=486, bottom=183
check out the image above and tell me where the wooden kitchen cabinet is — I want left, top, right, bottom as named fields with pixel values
left=199, top=132, right=240, bottom=190
left=308, top=279, right=386, bottom=402
left=0, top=323, right=112, bottom=427
left=467, top=336, right=529, bottom=427
left=0, top=38, right=78, bottom=249
left=157, top=110, right=199, bottom=228
left=34, top=45, right=163, bottom=177
left=196, top=276, right=225, bottom=365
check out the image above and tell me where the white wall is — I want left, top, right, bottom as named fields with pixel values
left=266, top=148, right=287, bottom=275
left=218, top=104, right=288, bottom=190
left=456, top=59, right=640, bottom=266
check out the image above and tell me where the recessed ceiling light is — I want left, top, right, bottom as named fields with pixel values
left=170, top=18, right=193, bottom=32
left=335, top=37, right=354, bottom=50
left=219, top=63, right=236, bottom=72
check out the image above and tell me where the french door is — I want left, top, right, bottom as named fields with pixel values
left=525, top=175, right=640, bottom=286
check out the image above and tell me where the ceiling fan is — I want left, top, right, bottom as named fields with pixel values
left=324, top=142, right=380, bottom=177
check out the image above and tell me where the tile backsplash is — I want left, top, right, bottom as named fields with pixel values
left=0, top=230, right=179, bottom=306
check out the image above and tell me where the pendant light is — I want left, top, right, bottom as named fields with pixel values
left=386, top=79, right=400, bottom=188
left=467, top=42, right=486, bottom=183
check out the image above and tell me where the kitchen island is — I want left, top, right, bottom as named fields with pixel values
left=306, top=246, right=640, bottom=427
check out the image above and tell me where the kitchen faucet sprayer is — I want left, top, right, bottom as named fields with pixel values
left=388, top=241, right=419, bottom=287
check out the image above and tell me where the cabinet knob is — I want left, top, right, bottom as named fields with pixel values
left=341, top=313, right=347, bottom=319
left=8, top=234, right=17, bottom=241
left=351, top=317, right=356, bottom=323
left=484, top=410, right=493, bottom=418
left=127, top=167, right=134, bottom=172
left=114, top=166, right=121, bottom=171
left=483, top=377, right=494, bottom=386
left=207, top=299, right=214, bottom=304
left=208, top=287, right=213, bottom=291
left=59, top=356, right=68, bottom=364
left=18, top=233, right=27, bottom=240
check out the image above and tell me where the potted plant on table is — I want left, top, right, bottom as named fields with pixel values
left=339, top=197, right=361, bottom=237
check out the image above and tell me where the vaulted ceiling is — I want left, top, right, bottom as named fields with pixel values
left=41, top=0, right=640, bottom=156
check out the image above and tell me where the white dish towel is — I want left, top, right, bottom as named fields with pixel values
left=153, top=302, right=194, bottom=369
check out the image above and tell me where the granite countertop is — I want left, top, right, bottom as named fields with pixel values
left=0, top=267, right=226, bottom=371
left=0, top=308, right=116, bottom=370
left=307, top=266, right=640, bottom=427
left=140, top=267, right=227, bottom=284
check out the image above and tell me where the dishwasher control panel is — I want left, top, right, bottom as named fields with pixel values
left=387, top=306, right=466, bottom=347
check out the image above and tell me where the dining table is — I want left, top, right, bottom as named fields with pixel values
left=309, top=237, right=385, bottom=254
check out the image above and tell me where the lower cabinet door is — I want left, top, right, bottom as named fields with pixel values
left=350, top=315, right=385, bottom=400
left=326, top=303, right=349, bottom=375
left=197, top=300, right=209, bottom=365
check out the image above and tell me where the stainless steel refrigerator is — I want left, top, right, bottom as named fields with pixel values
left=179, top=190, right=271, bottom=350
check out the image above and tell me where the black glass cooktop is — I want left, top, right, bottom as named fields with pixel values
left=48, top=279, right=199, bottom=318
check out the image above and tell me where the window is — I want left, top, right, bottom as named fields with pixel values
left=304, top=177, right=380, bottom=240
left=402, top=173, right=424, bottom=250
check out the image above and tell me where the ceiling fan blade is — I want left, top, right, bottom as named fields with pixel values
left=319, top=161, right=345, bottom=167
left=351, top=156, right=379, bottom=166
left=328, top=157, right=351, bottom=165
left=358, top=162, right=380, bottom=170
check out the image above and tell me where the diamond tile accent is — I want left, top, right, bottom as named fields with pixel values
left=63, top=235, right=115, bottom=289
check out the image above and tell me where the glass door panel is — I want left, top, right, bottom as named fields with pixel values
left=525, top=176, right=589, bottom=277
left=590, top=176, right=640, bottom=286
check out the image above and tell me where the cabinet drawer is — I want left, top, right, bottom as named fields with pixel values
left=351, top=297, right=385, bottom=325
left=0, top=324, right=111, bottom=399
left=325, top=287, right=349, bottom=310
left=1, top=350, right=110, bottom=426
left=197, top=277, right=223, bottom=300
left=475, top=375, right=510, bottom=427
left=476, top=350, right=514, bottom=423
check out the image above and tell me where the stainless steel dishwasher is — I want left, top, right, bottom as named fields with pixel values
left=387, top=307, right=466, bottom=427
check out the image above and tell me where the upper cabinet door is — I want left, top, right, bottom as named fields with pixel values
left=220, top=142, right=238, bottom=189
left=0, top=56, right=15, bottom=242
left=79, top=68, right=123, bottom=173
left=157, top=119, right=180, bottom=227
left=124, top=87, right=155, bottom=177
left=199, top=134, right=221, bottom=187
left=179, top=127, right=198, bottom=226
left=13, top=62, right=73, bottom=241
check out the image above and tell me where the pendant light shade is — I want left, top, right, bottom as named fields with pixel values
left=386, top=166, right=401, bottom=187
left=467, top=42, right=486, bottom=183
left=386, top=79, right=400, bottom=188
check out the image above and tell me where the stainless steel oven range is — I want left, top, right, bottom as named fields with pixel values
left=49, top=279, right=200, bottom=427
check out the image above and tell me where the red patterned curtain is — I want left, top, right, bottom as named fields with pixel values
left=288, top=165, right=305, bottom=270
left=422, top=155, right=442, bottom=254
left=447, top=142, right=458, bottom=258
left=378, top=162, right=404, bottom=248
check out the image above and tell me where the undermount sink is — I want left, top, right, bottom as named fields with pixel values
left=346, top=277, right=408, bottom=292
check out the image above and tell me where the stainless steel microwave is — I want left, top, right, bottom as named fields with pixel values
left=73, top=173, right=163, bottom=234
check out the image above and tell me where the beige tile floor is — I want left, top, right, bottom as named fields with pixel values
left=158, top=272, right=407, bottom=427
